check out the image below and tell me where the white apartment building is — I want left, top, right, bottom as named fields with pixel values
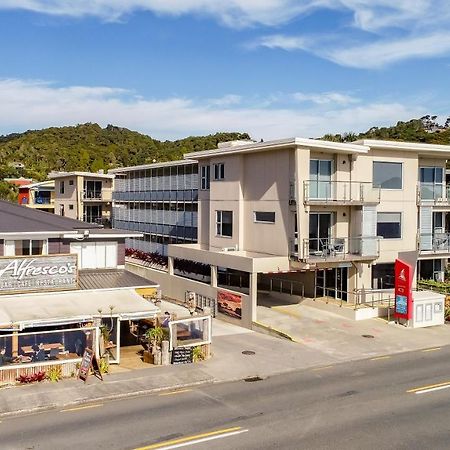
left=49, top=171, right=114, bottom=227
left=156, top=138, right=450, bottom=327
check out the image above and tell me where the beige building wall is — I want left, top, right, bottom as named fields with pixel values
left=53, top=175, right=79, bottom=219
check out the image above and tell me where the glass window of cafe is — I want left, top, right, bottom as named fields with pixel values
left=3, top=239, right=47, bottom=256
left=0, top=325, right=94, bottom=368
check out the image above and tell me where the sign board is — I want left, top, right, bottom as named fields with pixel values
left=0, top=254, right=78, bottom=294
left=217, top=290, right=242, bottom=319
left=171, top=347, right=193, bottom=365
left=394, top=259, right=413, bottom=320
left=78, top=348, right=103, bottom=382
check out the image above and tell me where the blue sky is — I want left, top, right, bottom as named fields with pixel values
left=0, top=1, right=449, bottom=140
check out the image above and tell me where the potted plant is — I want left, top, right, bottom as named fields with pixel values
left=143, top=326, right=164, bottom=364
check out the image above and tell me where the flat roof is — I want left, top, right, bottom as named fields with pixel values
left=184, top=137, right=370, bottom=160
left=355, top=139, right=450, bottom=157
left=48, top=171, right=114, bottom=180
left=0, top=288, right=160, bottom=328
left=109, top=159, right=197, bottom=174
left=78, top=269, right=157, bottom=290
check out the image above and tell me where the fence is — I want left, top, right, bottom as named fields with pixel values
left=185, top=291, right=218, bottom=317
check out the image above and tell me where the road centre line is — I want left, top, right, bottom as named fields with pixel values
left=422, top=347, right=441, bottom=352
left=159, top=389, right=192, bottom=397
left=61, top=403, right=103, bottom=412
left=370, top=356, right=391, bottom=361
left=407, top=381, right=450, bottom=394
left=135, top=426, right=248, bottom=450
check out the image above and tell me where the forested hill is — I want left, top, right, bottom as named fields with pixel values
left=322, top=116, right=450, bottom=144
left=0, top=123, right=250, bottom=181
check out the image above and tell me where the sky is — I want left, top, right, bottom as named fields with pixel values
left=0, top=1, right=449, bottom=140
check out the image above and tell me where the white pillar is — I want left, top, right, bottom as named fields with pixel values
left=211, top=265, right=218, bottom=287
left=168, top=256, right=174, bottom=275
left=249, top=272, right=258, bottom=323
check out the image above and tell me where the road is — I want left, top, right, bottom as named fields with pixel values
left=3, top=345, right=450, bottom=450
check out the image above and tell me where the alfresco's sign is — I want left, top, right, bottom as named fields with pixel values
left=0, top=254, right=78, bottom=294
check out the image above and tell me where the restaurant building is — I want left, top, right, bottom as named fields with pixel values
left=0, top=200, right=160, bottom=384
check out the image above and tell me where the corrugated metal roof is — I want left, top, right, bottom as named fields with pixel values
left=78, top=269, right=157, bottom=290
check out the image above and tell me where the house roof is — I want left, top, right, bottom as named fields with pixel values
left=48, top=171, right=114, bottom=180
left=184, top=137, right=370, bottom=160
left=109, top=159, right=197, bottom=174
left=0, top=200, right=140, bottom=238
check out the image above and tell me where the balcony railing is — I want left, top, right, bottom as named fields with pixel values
left=303, top=181, right=380, bottom=204
left=83, top=190, right=102, bottom=200
left=33, top=196, right=53, bottom=205
left=419, top=233, right=450, bottom=253
left=417, top=183, right=450, bottom=204
left=290, top=237, right=379, bottom=262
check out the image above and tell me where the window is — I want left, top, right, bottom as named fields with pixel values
left=200, top=165, right=210, bottom=190
left=420, top=167, right=444, bottom=200
left=254, top=211, right=275, bottom=223
left=59, top=181, right=65, bottom=194
left=309, top=159, right=332, bottom=199
left=60, top=204, right=65, bottom=217
left=69, top=204, right=74, bottom=210
left=216, top=211, right=233, bottom=237
left=69, top=179, right=74, bottom=186
left=213, top=163, right=225, bottom=180
left=372, top=263, right=395, bottom=289
left=373, top=162, right=402, bottom=189
left=377, top=212, right=401, bottom=238
left=14, top=240, right=46, bottom=256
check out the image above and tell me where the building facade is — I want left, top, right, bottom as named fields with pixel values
left=0, top=200, right=159, bottom=383
left=110, top=160, right=198, bottom=256
left=49, top=171, right=114, bottom=227
left=18, top=180, right=55, bottom=213
left=156, top=138, right=450, bottom=326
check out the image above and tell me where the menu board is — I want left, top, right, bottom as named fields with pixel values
left=78, top=348, right=94, bottom=382
left=172, top=347, right=193, bottom=365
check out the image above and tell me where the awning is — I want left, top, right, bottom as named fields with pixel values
left=0, top=288, right=160, bottom=329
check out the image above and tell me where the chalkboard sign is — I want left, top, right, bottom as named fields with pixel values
left=172, top=347, right=193, bottom=365
left=78, top=348, right=103, bottom=382
left=78, top=348, right=94, bottom=382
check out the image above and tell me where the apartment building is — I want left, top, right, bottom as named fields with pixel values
left=18, top=180, right=55, bottom=213
left=154, top=138, right=450, bottom=327
left=110, top=160, right=198, bottom=256
left=49, top=171, right=114, bottom=227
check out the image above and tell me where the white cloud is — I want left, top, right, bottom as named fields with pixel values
left=0, top=0, right=320, bottom=27
left=294, top=92, right=359, bottom=105
left=327, top=32, right=450, bottom=69
left=208, top=94, right=242, bottom=107
left=0, top=79, right=424, bottom=141
left=251, top=34, right=309, bottom=51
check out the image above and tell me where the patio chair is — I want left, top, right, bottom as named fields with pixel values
left=49, top=348, right=60, bottom=360
left=328, top=238, right=345, bottom=256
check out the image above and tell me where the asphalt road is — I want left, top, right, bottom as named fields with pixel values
left=3, top=345, right=450, bottom=450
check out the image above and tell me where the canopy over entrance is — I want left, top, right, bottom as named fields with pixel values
left=0, top=288, right=160, bottom=329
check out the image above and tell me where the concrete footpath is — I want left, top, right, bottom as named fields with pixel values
left=3, top=297, right=450, bottom=418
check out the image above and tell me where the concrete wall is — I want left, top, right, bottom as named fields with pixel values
left=54, top=176, right=79, bottom=219
left=126, top=261, right=253, bottom=329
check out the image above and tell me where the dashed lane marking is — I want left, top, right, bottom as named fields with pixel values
left=312, top=365, right=334, bottom=371
left=62, top=403, right=103, bottom=412
left=159, top=389, right=192, bottom=397
left=370, top=356, right=391, bottom=361
left=422, top=347, right=441, bottom=353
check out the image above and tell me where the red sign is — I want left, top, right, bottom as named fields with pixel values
left=394, top=259, right=413, bottom=320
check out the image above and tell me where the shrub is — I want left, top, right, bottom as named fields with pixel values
left=46, top=366, right=62, bottom=382
left=16, top=371, right=46, bottom=384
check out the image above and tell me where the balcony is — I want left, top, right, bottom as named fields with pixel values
left=83, top=190, right=103, bottom=201
left=419, top=233, right=450, bottom=254
left=290, top=237, right=379, bottom=263
left=417, top=183, right=450, bottom=205
left=303, top=181, right=380, bottom=205
left=33, top=196, right=53, bottom=205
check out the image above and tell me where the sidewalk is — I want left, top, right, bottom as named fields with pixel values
left=257, top=296, right=450, bottom=360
